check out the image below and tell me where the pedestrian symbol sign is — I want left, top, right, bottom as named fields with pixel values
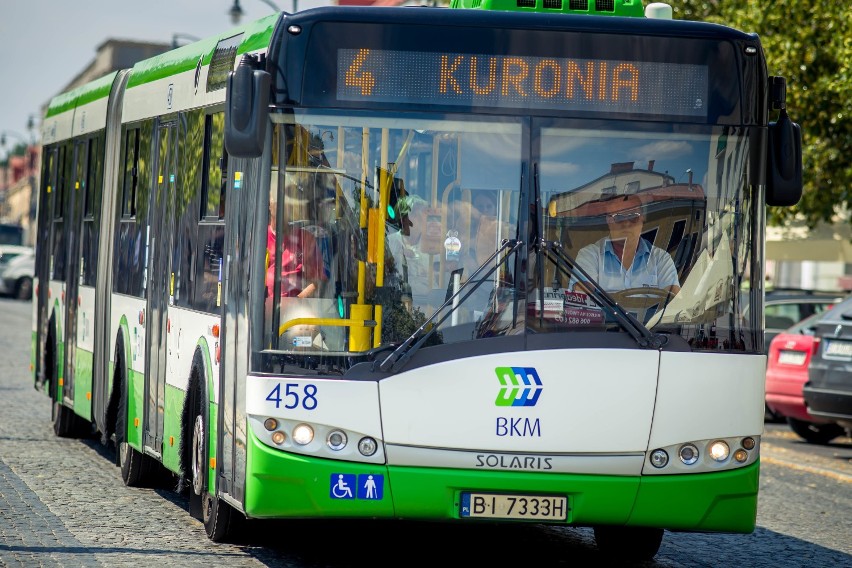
left=357, top=474, right=383, bottom=500
left=330, top=473, right=384, bottom=500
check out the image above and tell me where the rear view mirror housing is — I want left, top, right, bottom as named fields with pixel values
left=225, top=54, right=270, bottom=158
left=766, top=76, right=803, bottom=207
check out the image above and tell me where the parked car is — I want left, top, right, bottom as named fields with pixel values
left=745, top=288, right=844, bottom=421
left=761, top=288, right=845, bottom=353
left=765, top=311, right=846, bottom=444
left=0, top=246, right=34, bottom=300
left=805, top=295, right=852, bottom=437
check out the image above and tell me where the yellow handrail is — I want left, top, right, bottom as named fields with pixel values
left=279, top=317, right=377, bottom=337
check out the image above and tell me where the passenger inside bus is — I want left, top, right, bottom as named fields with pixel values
left=571, top=193, right=681, bottom=297
left=266, top=183, right=327, bottom=299
left=470, top=191, right=504, bottom=266
left=386, top=194, right=434, bottom=300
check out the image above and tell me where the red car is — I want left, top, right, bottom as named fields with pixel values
left=765, top=311, right=846, bottom=444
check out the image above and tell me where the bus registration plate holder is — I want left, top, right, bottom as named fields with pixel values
left=460, top=493, right=568, bottom=521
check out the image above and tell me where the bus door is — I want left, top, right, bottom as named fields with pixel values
left=143, top=119, right=177, bottom=457
left=218, top=155, right=254, bottom=506
left=34, top=147, right=59, bottom=390
left=60, top=139, right=89, bottom=410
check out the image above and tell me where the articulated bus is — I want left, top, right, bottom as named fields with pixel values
left=34, top=1, right=803, bottom=560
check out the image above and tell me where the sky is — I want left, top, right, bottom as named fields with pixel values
left=0, top=0, right=330, bottom=152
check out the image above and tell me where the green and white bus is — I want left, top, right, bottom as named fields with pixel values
left=34, top=1, right=802, bottom=560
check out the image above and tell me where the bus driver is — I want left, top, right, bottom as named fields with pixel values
left=571, top=193, right=681, bottom=297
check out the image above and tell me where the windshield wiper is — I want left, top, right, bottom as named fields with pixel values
left=540, top=240, right=665, bottom=349
left=375, top=238, right=523, bottom=373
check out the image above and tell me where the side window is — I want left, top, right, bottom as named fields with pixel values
left=172, top=110, right=203, bottom=309
left=114, top=122, right=153, bottom=298
left=121, top=129, right=139, bottom=217
left=50, top=143, right=71, bottom=280
left=193, top=111, right=227, bottom=312
left=115, top=128, right=139, bottom=295
left=201, top=112, right=228, bottom=220
left=81, top=134, right=103, bottom=286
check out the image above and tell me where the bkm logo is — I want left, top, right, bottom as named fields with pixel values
left=494, top=367, right=542, bottom=407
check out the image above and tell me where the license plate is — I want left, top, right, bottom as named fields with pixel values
left=778, top=350, right=807, bottom=365
left=824, top=340, right=852, bottom=358
left=460, top=493, right=568, bottom=520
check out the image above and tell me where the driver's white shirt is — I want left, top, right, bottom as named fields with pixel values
left=571, top=236, right=680, bottom=292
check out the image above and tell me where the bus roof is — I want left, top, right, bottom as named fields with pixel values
left=41, top=13, right=280, bottom=141
left=125, top=13, right=279, bottom=90
left=450, top=0, right=646, bottom=18
left=42, top=71, right=119, bottom=144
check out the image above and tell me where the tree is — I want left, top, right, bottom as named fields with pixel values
left=675, top=1, right=852, bottom=228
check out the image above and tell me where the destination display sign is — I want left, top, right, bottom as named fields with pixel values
left=337, top=48, right=708, bottom=117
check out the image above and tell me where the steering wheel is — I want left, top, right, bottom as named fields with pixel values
left=609, top=287, right=673, bottom=309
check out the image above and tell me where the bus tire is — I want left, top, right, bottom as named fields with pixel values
left=593, top=526, right=664, bottom=562
left=46, top=321, right=87, bottom=438
left=116, top=373, right=155, bottom=487
left=189, top=379, right=236, bottom=542
left=203, top=490, right=235, bottom=542
left=52, top=398, right=87, bottom=438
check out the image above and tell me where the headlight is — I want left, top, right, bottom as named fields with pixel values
left=292, top=423, right=314, bottom=445
left=708, top=440, right=730, bottom=462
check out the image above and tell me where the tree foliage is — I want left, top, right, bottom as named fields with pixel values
left=674, top=1, right=852, bottom=228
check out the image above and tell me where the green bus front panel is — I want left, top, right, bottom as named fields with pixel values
left=244, top=431, right=758, bottom=532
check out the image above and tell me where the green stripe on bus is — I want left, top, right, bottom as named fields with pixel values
left=126, top=14, right=277, bottom=89
left=45, top=72, right=118, bottom=118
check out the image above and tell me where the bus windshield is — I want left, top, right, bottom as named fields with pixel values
left=534, top=123, right=753, bottom=349
left=253, top=111, right=755, bottom=373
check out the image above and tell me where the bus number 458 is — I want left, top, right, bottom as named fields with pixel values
left=266, top=383, right=319, bottom=410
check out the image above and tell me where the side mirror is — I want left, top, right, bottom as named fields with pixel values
left=224, top=54, right=270, bottom=158
left=766, top=77, right=803, bottom=206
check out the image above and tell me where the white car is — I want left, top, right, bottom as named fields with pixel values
left=0, top=246, right=34, bottom=300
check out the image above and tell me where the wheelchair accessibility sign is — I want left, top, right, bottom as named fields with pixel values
left=330, top=473, right=384, bottom=500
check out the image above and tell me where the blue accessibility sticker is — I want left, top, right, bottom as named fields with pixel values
left=330, top=473, right=356, bottom=499
left=330, top=473, right=384, bottom=500
left=357, top=474, right=384, bottom=500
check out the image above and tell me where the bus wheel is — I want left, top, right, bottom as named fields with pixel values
left=47, top=339, right=86, bottom=438
left=52, top=398, right=87, bottom=438
left=202, top=488, right=235, bottom=542
left=191, top=392, right=236, bottom=542
left=593, top=526, right=664, bottom=562
left=116, top=377, right=154, bottom=487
